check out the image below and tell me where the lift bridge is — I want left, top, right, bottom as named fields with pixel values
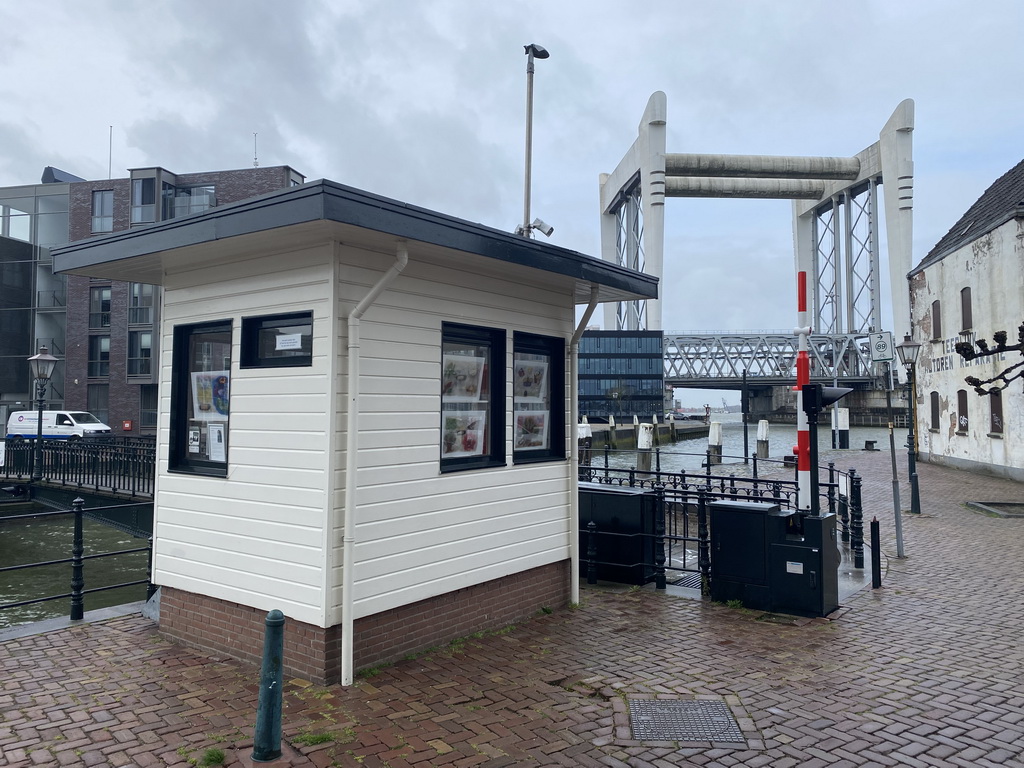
left=599, top=94, right=915, bottom=398
left=663, top=331, right=876, bottom=390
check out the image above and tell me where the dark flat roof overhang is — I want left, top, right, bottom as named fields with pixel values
left=51, top=180, right=658, bottom=306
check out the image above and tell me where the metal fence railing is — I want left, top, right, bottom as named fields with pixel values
left=1, top=438, right=156, bottom=498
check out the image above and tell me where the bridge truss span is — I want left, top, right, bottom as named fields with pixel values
left=664, top=332, right=875, bottom=388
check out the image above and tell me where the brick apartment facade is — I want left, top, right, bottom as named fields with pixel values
left=62, top=166, right=304, bottom=433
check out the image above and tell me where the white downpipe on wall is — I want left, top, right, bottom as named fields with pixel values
left=569, top=286, right=600, bottom=605
left=341, top=240, right=408, bottom=686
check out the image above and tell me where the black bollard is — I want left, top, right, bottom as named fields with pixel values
left=870, top=518, right=882, bottom=589
left=586, top=521, right=598, bottom=585
left=252, top=609, right=285, bottom=763
left=70, top=498, right=85, bottom=621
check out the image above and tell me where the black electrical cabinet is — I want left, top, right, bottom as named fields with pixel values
left=709, top=499, right=840, bottom=618
left=578, top=482, right=658, bottom=586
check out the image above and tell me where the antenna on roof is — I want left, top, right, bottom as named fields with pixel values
left=108, top=126, right=113, bottom=179
left=253, top=133, right=259, bottom=168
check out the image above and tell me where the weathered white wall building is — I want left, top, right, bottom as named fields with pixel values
left=909, top=159, right=1024, bottom=481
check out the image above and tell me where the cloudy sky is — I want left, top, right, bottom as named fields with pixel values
left=2, top=1, right=1021, bottom=404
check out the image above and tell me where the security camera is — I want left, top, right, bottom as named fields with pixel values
left=531, top=218, right=554, bottom=237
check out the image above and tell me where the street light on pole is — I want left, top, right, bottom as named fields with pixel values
left=27, top=345, right=59, bottom=483
left=896, top=333, right=922, bottom=515
left=517, top=43, right=553, bottom=240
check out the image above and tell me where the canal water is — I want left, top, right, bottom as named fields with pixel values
left=0, top=502, right=150, bottom=630
left=601, top=412, right=907, bottom=472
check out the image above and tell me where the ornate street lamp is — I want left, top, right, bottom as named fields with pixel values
left=27, top=345, right=58, bottom=483
left=896, top=334, right=922, bottom=515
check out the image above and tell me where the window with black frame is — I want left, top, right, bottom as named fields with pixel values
left=170, top=320, right=232, bottom=476
left=512, top=332, right=565, bottom=463
left=241, top=311, right=313, bottom=368
left=440, top=323, right=505, bottom=472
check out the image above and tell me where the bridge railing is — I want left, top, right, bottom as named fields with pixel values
left=0, top=438, right=156, bottom=498
left=663, top=332, right=876, bottom=381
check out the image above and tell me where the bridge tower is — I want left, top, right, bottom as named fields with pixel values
left=598, top=94, right=915, bottom=351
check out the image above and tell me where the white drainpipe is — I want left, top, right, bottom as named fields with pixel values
left=569, top=285, right=600, bottom=605
left=341, top=240, right=408, bottom=686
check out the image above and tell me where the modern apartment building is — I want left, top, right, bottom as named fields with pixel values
left=0, top=164, right=305, bottom=434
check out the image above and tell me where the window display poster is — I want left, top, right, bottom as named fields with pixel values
left=514, top=410, right=549, bottom=450
left=208, top=423, right=227, bottom=462
left=442, top=410, right=487, bottom=457
left=191, top=371, right=230, bottom=421
left=442, top=355, right=485, bottom=402
left=514, top=358, right=548, bottom=403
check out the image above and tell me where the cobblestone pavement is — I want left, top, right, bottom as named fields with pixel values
left=2, top=450, right=1023, bottom=767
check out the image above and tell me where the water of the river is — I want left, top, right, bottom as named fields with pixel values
left=0, top=503, right=150, bottom=630
left=602, top=411, right=907, bottom=472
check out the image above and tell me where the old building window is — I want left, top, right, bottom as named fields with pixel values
left=960, top=287, right=972, bottom=332
left=956, top=389, right=969, bottom=434
left=929, top=391, right=940, bottom=431
left=441, top=322, right=505, bottom=472
left=931, top=300, right=942, bottom=340
left=990, top=390, right=1003, bottom=436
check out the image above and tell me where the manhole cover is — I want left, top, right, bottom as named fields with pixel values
left=629, top=699, right=745, bottom=742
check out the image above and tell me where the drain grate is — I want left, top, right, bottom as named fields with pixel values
left=671, top=572, right=702, bottom=589
left=629, top=699, right=745, bottom=742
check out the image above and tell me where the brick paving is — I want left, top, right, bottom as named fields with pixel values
left=2, top=450, right=1024, bottom=767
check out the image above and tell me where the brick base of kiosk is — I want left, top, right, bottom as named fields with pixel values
left=158, top=560, right=569, bottom=684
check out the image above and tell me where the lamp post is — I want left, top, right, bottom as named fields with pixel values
left=896, top=334, right=922, bottom=515
left=27, top=345, right=58, bottom=483
left=517, top=43, right=549, bottom=239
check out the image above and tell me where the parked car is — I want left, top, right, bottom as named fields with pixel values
left=5, top=411, right=113, bottom=441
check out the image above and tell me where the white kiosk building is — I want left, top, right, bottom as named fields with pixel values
left=53, top=180, right=657, bottom=684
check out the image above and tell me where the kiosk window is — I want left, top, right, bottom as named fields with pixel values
left=170, top=320, right=232, bottom=476
left=241, top=311, right=313, bottom=368
left=512, top=332, right=565, bottom=463
left=440, top=323, right=505, bottom=472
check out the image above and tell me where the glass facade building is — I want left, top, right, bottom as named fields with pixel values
left=578, top=330, right=665, bottom=421
left=0, top=165, right=304, bottom=435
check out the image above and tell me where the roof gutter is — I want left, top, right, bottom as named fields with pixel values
left=341, top=240, right=408, bottom=686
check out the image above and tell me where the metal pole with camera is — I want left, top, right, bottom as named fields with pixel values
left=517, top=43, right=554, bottom=240
left=896, top=334, right=922, bottom=515
left=27, top=346, right=59, bottom=484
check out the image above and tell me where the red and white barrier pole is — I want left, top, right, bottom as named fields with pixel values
left=794, top=271, right=811, bottom=514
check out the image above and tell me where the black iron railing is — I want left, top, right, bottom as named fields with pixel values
left=579, top=447, right=864, bottom=594
left=1, top=438, right=155, bottom=498
left=0, top=497, right=154, bottom=621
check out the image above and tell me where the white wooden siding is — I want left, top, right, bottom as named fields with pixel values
left=331, top=246, right=575, bottom=620
left=154, top=244, right=336, bottom=626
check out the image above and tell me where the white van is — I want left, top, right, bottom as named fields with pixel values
left=5, top=411, right=113, bottom=441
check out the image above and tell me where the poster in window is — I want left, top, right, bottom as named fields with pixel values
left=191, top=371, right=230, bottom=422
left=442, top=410, right=487, bottom=457
left=208, top=423, right=227, bottom=462
left=514, top=358, right=548, bottom=403
left=514, top=410, right=549, bottom=451
left=442, top=355, right=485, bottom=402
